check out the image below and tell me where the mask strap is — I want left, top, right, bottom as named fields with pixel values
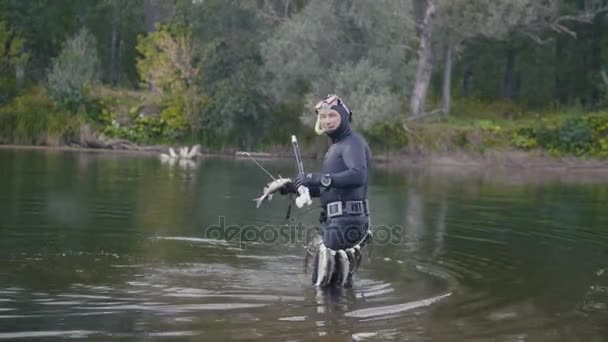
left=314, top=114, right=324, bottom=135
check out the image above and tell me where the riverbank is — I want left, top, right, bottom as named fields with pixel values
left=375, top=149, right=608, bottom=170
left=3, top=87, right=608, bottom=164
left=3, top=143, right=608, bottom=173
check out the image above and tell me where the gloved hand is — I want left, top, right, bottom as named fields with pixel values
left=295, top=172, right=321, bottom=189
left=278, top=181, right=296, bottom=195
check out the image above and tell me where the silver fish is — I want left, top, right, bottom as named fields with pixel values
left=253, top=177, right=292, bottom=208
left=315, top=245, right=329, bottom=287
left=338, top=250, right=349, bottom=286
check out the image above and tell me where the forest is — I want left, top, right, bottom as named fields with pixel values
left=1, top=0, right=608, bottom=157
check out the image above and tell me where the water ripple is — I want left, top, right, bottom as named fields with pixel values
left=0, top=330, right=97, bottom=340
left=345, top=293, right=452, bottom=318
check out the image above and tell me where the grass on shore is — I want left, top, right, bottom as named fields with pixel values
left=2, top=86, right=608, bottom=160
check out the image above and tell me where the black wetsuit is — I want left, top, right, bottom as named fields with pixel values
left=308, top=104, right=372, bottom=251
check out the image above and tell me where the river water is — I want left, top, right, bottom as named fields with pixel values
left=0, top=148, right=607, bottom=341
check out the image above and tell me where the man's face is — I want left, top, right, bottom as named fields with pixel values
left=319, top=110, right=341, bottom=133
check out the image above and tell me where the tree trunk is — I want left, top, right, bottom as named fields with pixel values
left=503, top=47, right=516, bottom=101
left=462, top=62, right=473, bottom=98
left=441, top=43, right=453, bottom=115
left=590, top=13, right=602, bottom=110
left=270, top=0, right=292, bottom=18
left=109, top=1, right=121, bottom=86
left=413, top=0, right=427, bottom=36
left=410, top=0, right=436, bottom=118
left=144, top=0, right=164, bottom=93
left=554, top=36, right=566, bottom=105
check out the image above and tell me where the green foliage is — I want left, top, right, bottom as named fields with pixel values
left=136, top=24, right=207, bottom=135
left=559, top=118, right=594, bottom=154
left=261, top=0, right=416, bottom=130
left=450, top=97, right=528, bottom=119
left=509, top=113, right=608, bottom=157
left=92, top=0, right=145, bottom=87
left=90, top=86, right=144, bottom=118
left=306, top=59, right=403, bottom=130
left=477, top=120, right=502, bottom=133
left=93, top=90, right=172, bottom=144
left=511, top=127, right=538, bottom=149
left=178, top=1, right=280, bottom=149
left=365, top=122, right=410, bottom=151
left=0, top=87, right=82, bottom=144
left=102, top=113, right=169, bottom=144
left=366, top=110, right=608, bottom=159
left=0, top=21, right=28, bottom=104
left=358, top=119, right=515, bottom=155
left=200, top=67, right=275, bottom=149
left=600, top=68, right=608, bottom=107
left=453, top=129, right=470, bottom=148
left=46, top=27, right=101, bottom=110
left=2, top=0, right=608, bottom=157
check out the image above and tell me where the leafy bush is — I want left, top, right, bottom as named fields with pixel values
left=365, top=122, right=409, bottom=150
left=559, top=118, right=594, bottom=154
left=451, top=98, right=528, bottom=119
left=305, top=59, right=402, bottom=131
left=477, top=120, right=502, bottom=133
left=0, top=87, right=82, bottom=144
left=0, top=21, right=28, bottom=105
left=98, top=102, right=172, bottom=144
left=136, top=24, right=206, bottom=134
left=511, top=127, right=538, bottom=149
left=102, top=114, right=169, bottom=144
left=508, top=113, right=608, bottom=157
left=46, top=27, right=100, bottom=111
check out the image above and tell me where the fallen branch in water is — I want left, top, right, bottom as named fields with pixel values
left=78, top=124, right=141, bottom=150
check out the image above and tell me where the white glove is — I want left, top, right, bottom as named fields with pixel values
left=295, top=185, right=312, bottom=208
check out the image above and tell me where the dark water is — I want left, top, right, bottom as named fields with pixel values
left=0, top=148, right=607, bottom=341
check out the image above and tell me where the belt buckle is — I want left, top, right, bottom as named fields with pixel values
left=345, top=200, right=364, bottom=215
left=327, top=201, right=343, bottom=218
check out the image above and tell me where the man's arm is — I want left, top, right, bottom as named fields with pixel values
left=280, top=181, right=321, bottom=197
left=295, top=141, right=367, bottom=191
left=308, top=185, right=321, bottom=197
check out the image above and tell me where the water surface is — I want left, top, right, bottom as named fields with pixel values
left=0, top=148, right=607, bottom=341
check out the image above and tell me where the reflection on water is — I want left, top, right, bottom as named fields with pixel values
left=0, top=148, right=607, bottom=341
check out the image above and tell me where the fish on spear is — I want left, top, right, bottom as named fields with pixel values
left=253, top=176, right=293, bottom=208
left=242, top=151, right=292, bottom=208
left=248, top=135, right=312, bottom=210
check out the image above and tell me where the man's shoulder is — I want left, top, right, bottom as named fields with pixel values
left=349, top=131, right=370, bottom=147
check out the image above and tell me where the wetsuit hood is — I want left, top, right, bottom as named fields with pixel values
left=313, top=94, right=353, bottom=142
left=325, top=104, right=351, bottom=142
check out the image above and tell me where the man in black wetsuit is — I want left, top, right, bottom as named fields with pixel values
left=285, top=94, right=372, bottom=287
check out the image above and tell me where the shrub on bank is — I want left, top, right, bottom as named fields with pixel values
left=101, top=112, right=169, bottom=144
left=0, top=87, right=83, bottom=145
left=510, top=112, right=608, bottom=158
left=2, top=84, right=608, bottom=160
left=363, top=111, right=608, bottom=159
left=46, top=27, right=101, bottom=111
left=363, top=119, right=510, bottom=155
